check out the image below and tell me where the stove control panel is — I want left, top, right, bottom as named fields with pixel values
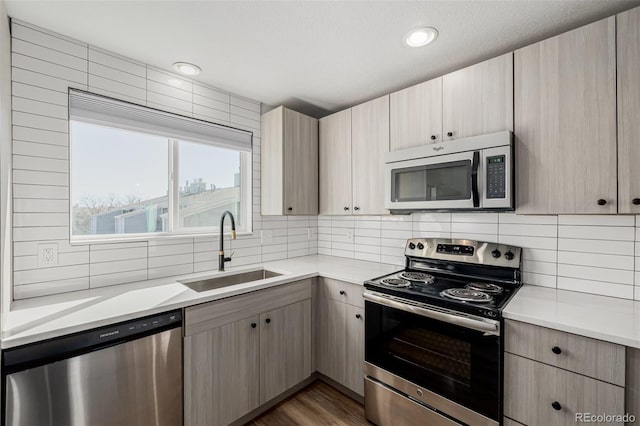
left=436, top=244, right=475, bottom=256
left=405, top=238, right=522, bottom=268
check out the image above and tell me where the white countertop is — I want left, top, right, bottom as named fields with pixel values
left=503, top=285, right=640, bottom=349
left=4, top=254, right=640, bottom=351
left=1, top=255, right=397, bottom=349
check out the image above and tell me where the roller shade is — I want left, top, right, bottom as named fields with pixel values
left=69, top=89, right=252, bottom=152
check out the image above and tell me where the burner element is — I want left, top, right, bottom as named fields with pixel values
left=381, top=278, right=411, bottom=288
left=465, top=282, right=503, bottom=294
left=399, top=271, right=435, bottom=284
left=440, top=288, right=493, bottom=303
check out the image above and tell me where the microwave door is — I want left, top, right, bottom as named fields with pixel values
left=385, top=150, right=478, bottom=210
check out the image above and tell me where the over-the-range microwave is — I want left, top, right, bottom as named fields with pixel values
left=384, top=131, right=514, bottom=212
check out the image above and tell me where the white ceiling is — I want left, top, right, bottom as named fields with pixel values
left=5, top=0, right=640, bottom=117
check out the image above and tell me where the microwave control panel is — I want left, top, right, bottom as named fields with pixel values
left=486, top=155, right=506, bottom=199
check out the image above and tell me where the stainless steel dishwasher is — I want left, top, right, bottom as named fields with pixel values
left=2, top=310, right=183, bottom=426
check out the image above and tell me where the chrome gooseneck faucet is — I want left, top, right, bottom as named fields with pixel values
left=218, top=210, right=237, bottom=272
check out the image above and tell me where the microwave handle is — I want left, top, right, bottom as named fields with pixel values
left=471, top=151, right=480, bottom=207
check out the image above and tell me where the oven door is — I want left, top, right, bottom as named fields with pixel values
left=364, top=297, right=500, bottom=423
left=384, top=150, right=480, bottom=211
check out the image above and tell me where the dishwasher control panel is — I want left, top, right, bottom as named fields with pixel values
left=96, top=310, right=182, bottom=343
left=3, top=310, right=183, bottom=371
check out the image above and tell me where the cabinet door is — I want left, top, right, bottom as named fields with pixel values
left=283, top=108, right=318, bottom=215
left=319, top=109, right=352, bottom=215
left=316, top=295, right=346, bottom=383
left=351, top=95, right=389, bottom=215
left=515, top=17, right=617, bottom=214
left=184, top=316, right=260, bottom=426
left=390, top=78, right=442, bottom=150
left=504, top=353, right=624, bottom=426
left=617, top=7, right=640, bottom=213
left=344, top=304, right=364, bottom=396
left=260, top=106, right=284, bottom=215
left=442, top=52, right=513, bottom=140
left=260, top=299, right=312, bottom=404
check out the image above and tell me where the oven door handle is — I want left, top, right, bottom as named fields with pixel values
left=471, top=150, right=480, bottom=208
left=364, top=292, right=500, bottom=336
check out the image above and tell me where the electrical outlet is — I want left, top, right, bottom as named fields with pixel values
left=38, top=243, right=58, bottom=267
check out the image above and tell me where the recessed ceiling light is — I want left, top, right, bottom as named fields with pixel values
left=404, top=27, right=438, bottom=48
left=173, top=62, right=202, bottom=76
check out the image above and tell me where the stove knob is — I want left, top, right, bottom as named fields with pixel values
left=504, top=251, right=515, bottom=261
left=486, top=311, right=497, bottom=318
left=409, top=243, right=416, bottom=250
left=417, top=243, right=425, bottom=250
left=491, top=249, right=501, bottom=258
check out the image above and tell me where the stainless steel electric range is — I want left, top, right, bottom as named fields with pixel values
left=363, top=238, right=522, bottom=426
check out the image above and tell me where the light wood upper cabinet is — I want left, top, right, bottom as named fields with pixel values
left=617, top=7, right=640, bottom=214
left=442, top=52, right=513, bottom=140
left=260, top=299, right=312, bottom=404
left=515, top=17, right=617, bottom=214
left=319, top=108, right=352, bottom=215
left=390, top=78, right=443, bottom=150
left=389, top=54, right=511, bottom=151
left=261, top=106, right=318, bottom=215
left=351, top=95, right=389, bottom=215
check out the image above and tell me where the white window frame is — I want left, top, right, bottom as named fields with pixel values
left=69, top=123, right=253, bottom=244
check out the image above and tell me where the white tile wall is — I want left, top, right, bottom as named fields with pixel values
left=10, top=20, right=317, bottom=300
left=320, top=212, right=640, bottom=301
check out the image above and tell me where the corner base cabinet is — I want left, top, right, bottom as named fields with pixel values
left=184, top=280, right=312, bottom=426
left=315, top=278, right=365, bottom=396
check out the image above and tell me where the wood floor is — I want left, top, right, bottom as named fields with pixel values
left=246, top=381, right=370, bottom=426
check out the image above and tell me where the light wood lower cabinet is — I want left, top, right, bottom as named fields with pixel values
left=183, top=280, right=312, bottom=426
left=184, top=316, right=260, bottom=426
left=260, top=299, right=312, bottom=403
left=316, top=278, right=365, bottom=396
left=505, top=353, right=625, bottom=426
left=504, top=319, right=629, bottom=426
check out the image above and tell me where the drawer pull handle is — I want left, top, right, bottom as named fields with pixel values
left=251, top=323, right=257, bottom=328
left=339, top=290, right=346, bottom=295
left=265, top=318, right=271, bottom=324
left=551, top=346, right=562, bottom=355
left=552, top=401, right=562, bottom=411
left=355, top=314, right=362, bottom=319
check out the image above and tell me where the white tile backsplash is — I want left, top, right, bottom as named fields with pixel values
left=8, top=19, right=316, bottom=299
left=320, top=212, right=640, bottom=300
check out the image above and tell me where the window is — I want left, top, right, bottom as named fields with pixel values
left=69, top=90, right=252, bottom=240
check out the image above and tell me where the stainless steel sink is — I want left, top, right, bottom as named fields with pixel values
left=179, top=269, right=282, bottom=292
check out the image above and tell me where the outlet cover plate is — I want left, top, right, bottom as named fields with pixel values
left=38, top=243, right=58, bottom=267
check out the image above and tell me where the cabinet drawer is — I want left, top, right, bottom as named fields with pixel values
left=318, top=277, right=363, bottom=307
left=505, top=320, right=625, bottom=386
left=504, top=353, right=625, bottom=426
